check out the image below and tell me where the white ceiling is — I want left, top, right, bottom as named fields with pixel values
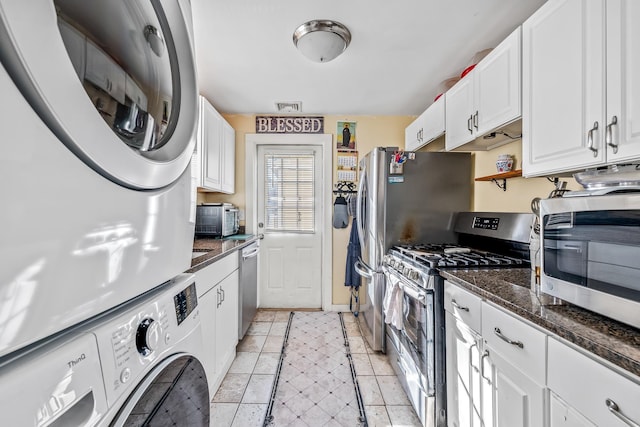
left=191, top=0, right=546, bottom=116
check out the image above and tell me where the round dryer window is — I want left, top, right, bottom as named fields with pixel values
left=0, top=0, right=198, bottom=189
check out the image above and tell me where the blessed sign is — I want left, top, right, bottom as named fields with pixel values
left=256, top=116, right=324, bottom=134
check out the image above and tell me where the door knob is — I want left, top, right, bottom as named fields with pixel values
left=258, top=222, right=264, bottom=228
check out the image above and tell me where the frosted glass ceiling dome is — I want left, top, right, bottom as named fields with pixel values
left=293, top=20, right=351, bottom=63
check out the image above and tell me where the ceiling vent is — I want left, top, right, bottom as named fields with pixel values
left=275, top=102, right=302, bottom=113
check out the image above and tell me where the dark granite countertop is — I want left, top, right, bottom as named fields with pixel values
left=441, top=268, right=640, bottom=378
left=187, top=235, right=259, bottom=273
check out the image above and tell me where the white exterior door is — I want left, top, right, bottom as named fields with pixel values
left=256, top=145, right=323, bottom=308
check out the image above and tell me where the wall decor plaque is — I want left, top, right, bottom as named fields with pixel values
left=256, top=116, right=324, bottom=134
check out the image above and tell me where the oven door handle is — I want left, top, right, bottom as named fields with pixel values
left=399, top=282, right=427, bottom=304
left=383, top=266, right=428, bottom=304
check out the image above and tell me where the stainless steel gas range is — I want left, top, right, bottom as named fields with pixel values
left=382, top=212, right=534, bottom=427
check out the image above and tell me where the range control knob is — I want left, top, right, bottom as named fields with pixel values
left=410, top=271, right=420, bottom=281
left=136, top=318, right=160, bottom=356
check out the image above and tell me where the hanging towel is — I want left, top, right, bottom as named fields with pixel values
left=344, top=216, right=361, bottom=288
left=333, top=196, right=349, bottom=229
left=383, top=274, right=405, bottom=330
left=347, top=193, right=358, bottom=217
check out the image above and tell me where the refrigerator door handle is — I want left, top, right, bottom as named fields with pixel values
left=354, top=258, right=374, bottom=279
left=356, top=162, right=367, bottom=249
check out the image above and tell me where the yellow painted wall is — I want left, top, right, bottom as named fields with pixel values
left=201, top=115, right=580, bottom=306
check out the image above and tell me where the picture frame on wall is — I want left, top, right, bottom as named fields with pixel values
left=337, top=121, right=356, bottom=151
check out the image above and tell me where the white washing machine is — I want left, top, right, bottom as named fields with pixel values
left=0, top=0, right=199, bottom=357
left=0, top=273, right=210, bottom=426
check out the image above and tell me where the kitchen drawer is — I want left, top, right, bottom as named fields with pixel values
left=444, top=280, right=482, bottom=333
left=481, top=302, right=546, bottom=384
left=548, top=337, right=640, bottom=427
left=194, top=253, right=239, bottom=297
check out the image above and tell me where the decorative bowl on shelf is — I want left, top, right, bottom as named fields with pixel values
left=496, top=154, right=514, bottom=173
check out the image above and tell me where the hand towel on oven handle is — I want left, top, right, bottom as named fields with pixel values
left=383, top=274, right=404, bottom=330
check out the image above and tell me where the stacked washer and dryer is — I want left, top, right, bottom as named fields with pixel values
left=0, top=0, right=211, bottom=425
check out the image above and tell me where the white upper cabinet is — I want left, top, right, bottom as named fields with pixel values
left=221, top=120, right=236, bottom=194
left=446, top=27, right=522, bottom=151
left=606, top=0, right=640, bottom=163
left=193, top=96, right=235, bottom=193
left=405, top=96, right=445, bottom=151
left=522, top=0, right=640, bottom=177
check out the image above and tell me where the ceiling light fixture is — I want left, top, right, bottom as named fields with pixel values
left=293, top=20, right=351, bottom=63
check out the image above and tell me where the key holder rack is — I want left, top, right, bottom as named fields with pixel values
left=333, top=181, right=357, bottom=195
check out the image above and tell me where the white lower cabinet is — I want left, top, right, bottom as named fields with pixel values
left=445, top=280, right=547, bottom=427
left=481, top=302, right=547, bottom=427
left=196, top=254, right=239, bottom=397
left=445, top=282, right=487, bottom=427
left=446, top=280, right=640, bottom=427
left=483, top=343, right=546, bottom=427
left=214, top=270, right=239, bottom=377
left=550, top=392, right=597, bottom=427
left=547, top=337, right=640, bottom=427
left=445, top=311, right=485, bottom=427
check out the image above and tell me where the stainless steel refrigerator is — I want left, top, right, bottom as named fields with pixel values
left=354, top=148, right=471, bottom=352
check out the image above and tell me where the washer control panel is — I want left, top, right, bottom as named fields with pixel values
left=94, top=275, right=199, bottom=407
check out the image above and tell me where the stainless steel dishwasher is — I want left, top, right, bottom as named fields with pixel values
left=238, top=241, right=259, bottom=339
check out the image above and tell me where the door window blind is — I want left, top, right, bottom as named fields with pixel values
left=264, top=153, right=315, bottom=233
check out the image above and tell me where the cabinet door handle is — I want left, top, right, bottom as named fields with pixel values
left=606, top=116, right=619, bottom=154
left=473, top=110, right=479, bottom=130
left=451, top=299, right=469, bottom=312
left=493, top=327, right=524, bottom=348
left=467, top=116, right=473, bottom=134
left=221, top=287, right=225, bottom=303
left=606, top=399, right=640, bottom=427
left=480, top=350, right=491, bottom=383
left=216, top=288, right=221, bottom=308
left=469, top=342, right=479, bottom=373
left=587, top=121, right=599, bottom=157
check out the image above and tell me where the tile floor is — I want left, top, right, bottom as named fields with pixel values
left=210, top=309, right=421, bottom=427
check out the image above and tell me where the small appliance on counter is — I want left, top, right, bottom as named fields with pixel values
left=195, top=203, right=239, bottom=237
left=540, top=191, right=640, bottom=330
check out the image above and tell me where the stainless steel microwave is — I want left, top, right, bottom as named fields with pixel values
left=540, top=193, right=640, bottom=329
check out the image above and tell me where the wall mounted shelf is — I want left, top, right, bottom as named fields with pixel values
left=475, top=169, right=523, bottom=191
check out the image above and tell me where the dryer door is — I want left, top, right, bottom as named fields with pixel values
left=0, top=0, right=197, bottom=190
left=110, top=354, right=209, bottom=427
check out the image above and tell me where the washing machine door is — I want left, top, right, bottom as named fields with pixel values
left=0, top=0, right=197, bottom=190
left=110, top=354, right=209, bottom=427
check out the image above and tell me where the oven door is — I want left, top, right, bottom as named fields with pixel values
left=383, top=267, right=434, bottom=395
